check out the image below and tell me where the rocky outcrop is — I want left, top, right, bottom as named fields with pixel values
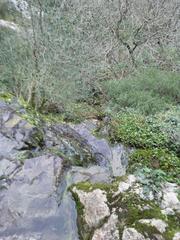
left=114, top=174, right=136, bottom=195
left=45, top=120, right=131, bottom=172
left=70, top=165, right=111, bottom=183
left=71, top=175, right=180, bottom=240
left=110, top=144, right=130, bottom=176
left=161, top=182, right=180, bottom=214
left=0, top=98, right=179, bottom=240
left=72, top=121, right=112, bottom=167
left=0, top=100, right=67, bottom=239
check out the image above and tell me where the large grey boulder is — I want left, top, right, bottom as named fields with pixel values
left=0, top=155, right=63, bottom=232
left=45, top=119, right=131, bottom=174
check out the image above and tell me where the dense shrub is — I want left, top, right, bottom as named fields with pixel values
left=153, top=107, right=180, bottom=155
left=103, top=69, right=180, bottom=115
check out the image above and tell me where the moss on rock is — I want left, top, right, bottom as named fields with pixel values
left=70, top=178, right=180, bottom=240
left=129, top=149, right=180, bottom=184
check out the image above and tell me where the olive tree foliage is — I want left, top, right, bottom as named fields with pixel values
left=89, top=0, right=180, bottom=77
left=0, top=0, right=179, bottom=109
left=0, top=0, right=111, bottom=108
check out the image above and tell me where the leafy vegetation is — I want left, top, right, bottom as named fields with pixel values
left=129, top=149, right=180, bottom=184
left=103, top=69, right=180, bottom=115
left=109, top=111, right=169, bottom=148
left=108, top=107, right=180, bottom=186
left=153, top=107, right=180, bottom=155
left=134, top=167, right=167, bottom=197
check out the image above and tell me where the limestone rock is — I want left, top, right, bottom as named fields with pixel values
left=173, top=232, right=180, bottom=240
left=0, top=134, right=19, bottom=157
left=72, top=187, right=110, bottom=227
left=161, top=183, right=180, bottom=213
left=161, top=208, right=175, bottom=215
left=153, top=235, right=165, bottom=240
left=0, top=106, right=43, bottom=151
left=133, top=184, right=155, bottom=201
left=122, top=228, right=147, bottom=240
left=110, top=144, right=130, bottom=177
left=0, top=233, right=41, bottom=240
left=139, top=219, right=168, bottom=233
left=4, top=114, right=22, bottom=128
left=92, top=213, right=119, bottom=240
left=114, top=175, right=136, bottom=196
